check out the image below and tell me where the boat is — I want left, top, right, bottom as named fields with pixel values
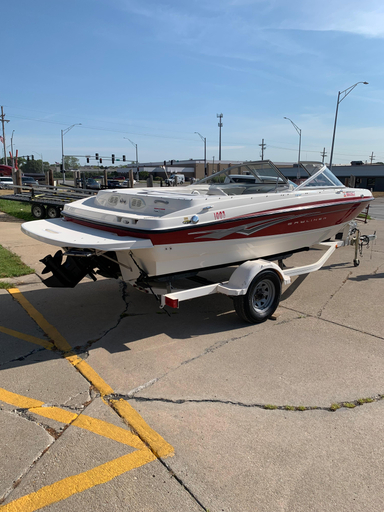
left=21, top=160, right=373, bottom=291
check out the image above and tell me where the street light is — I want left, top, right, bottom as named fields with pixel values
left=217, top=113, right=223, bottom=161
left=284, top=117, right=302, bottom=170
left=329, top=81, right=368, bottom=170
left=123, top=137, right=139, bottom=178
left=61, top=123, right=81, bottom=184
left=194, top=132, right=207, bottom=176
left=10, top=131, right=15, bottom=170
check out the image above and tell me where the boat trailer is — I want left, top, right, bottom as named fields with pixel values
left=152, top=227, right=376, bottom=324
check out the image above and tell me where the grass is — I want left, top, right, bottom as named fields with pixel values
left=0, top=281, right=15, bottom=289
left=0, top=198, right=34, bottom=221
left=0, top=245, right=35, bottom=278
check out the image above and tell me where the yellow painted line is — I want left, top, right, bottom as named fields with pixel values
left=0, top=388, right=44, bottom=409
left=111, top=398, right=174, bottom=459
left=68, top=357, right=114, bottom=396
left=6, top=289, right=174, bottom=458
left=0, top=327, right=55, bottom=351
left=0, top=449, right=156, bottom=512
left=0, top=387, right=146, bottom=451
left=72, top=415, right=145, bottom=450
left=8, top=288, right=73, bottom=354
left=29, top=406, right=77, bottom=424
left=7, top=288, right=114, bottom=396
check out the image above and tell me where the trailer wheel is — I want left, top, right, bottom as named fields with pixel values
left=47, top=206, right=60, bottom=218
left=233, top=270, right=281, bottom=324
left=31, top=204, right=46, bottom=219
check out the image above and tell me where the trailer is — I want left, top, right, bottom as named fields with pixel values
left=130, top=224, right=376, bottom=324
left=0, top=183, right=97, bottom=219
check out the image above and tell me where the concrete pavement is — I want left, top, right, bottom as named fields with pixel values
left=1, top=212, right=384, bottom=511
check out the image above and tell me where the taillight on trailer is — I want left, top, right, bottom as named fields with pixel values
left=165, top=297, right=179, bottom=308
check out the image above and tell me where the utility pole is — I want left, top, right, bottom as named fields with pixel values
left=1, top=106, right=10, bottom=165
left=259, top=139, right=266, bottom=160
left=217, top=113, right=223, bottom=161
left=369, top=151, right=375, bottom=164
left=321, top=147, right=327, bottom=164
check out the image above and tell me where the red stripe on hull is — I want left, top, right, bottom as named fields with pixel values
left=64, top=198, right=368, bottom=245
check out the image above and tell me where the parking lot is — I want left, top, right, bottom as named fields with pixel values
left=1, top=209, right=384, bottom=511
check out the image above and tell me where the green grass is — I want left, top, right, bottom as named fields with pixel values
left=0, top=245, right=35, bottom=278
left=0, top=199, right=34, bottom=221
left=0, top=281, right=15, bottom=289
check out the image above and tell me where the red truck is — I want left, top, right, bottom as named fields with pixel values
left=0, top=164, right=13, bottom=176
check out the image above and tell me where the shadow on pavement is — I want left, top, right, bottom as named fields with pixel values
left=0, top=275, right=248, bottom=372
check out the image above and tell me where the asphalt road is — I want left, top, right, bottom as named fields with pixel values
left=370, top=196, right=384, bottom=220
left=0, top=213, right=384, bottom=511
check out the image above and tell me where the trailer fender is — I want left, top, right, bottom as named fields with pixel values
left=217, top=259, right=290, bottom=297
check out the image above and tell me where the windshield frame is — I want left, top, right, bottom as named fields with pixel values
left=195, top=160, right=289, bottom=186
left=295, top=163, right=345, bottom=190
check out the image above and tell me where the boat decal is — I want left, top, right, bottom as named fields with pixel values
left=192, top=211, right=322, bottom=240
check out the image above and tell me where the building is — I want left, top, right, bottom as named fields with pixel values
left=279, top=162, right=384, bottom=192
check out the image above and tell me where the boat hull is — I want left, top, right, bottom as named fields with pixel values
left=117, top=223, right=343, bottom=280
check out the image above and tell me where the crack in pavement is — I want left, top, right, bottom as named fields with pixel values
left=0, top=391, right=98, bottom=504
left=127, top=393, right=384, bottom=414
left=280, top=304, right=384, bottom=342
left=317, top=270, right=353, bottom=318
left=0, top=410, right=55, bottom=505
left=0, top=346, right=52, bottom=368
left=71, top=280, right=132, bottom=356
left=111, top=331, right=255, bottom=399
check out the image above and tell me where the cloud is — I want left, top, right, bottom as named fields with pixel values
left=275, top=1, right=384, bottom=38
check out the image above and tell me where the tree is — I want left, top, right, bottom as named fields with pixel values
left=20, top=159, right=45, bottom=174
left=64, top=156, right=80, bottom=170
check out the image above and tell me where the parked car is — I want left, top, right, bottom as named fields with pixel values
left=165, top=174, right=185, bottom=186
left=85, top=178, right=101, bottom=190
left=107, top=179, right=135, bottom=188
left=107, top=179, right=125, bottom=188
left=21, top=176, right=38, bottom=187
left=0, top=177, right=13, bottom=189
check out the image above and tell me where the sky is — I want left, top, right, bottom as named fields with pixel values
left=2, top=0, right=384, bottom=167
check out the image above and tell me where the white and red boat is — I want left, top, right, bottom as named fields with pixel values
left=22, top=161, right=373, bottom=291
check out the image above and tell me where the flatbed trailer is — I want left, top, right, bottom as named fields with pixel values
left=0, top=184, right=97, bottom=219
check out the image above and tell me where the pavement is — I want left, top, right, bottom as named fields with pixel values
left=0, top=209, right=384, bottom=512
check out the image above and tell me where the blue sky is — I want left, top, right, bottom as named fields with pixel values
left=2, top=0, right=384, bottom=166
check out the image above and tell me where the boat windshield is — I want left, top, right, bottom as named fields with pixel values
left=194, top=160, right=290, bottom=195
left=295, top=163, right=344, bottom=190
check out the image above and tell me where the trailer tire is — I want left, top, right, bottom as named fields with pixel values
left=47, top=206, right=61, bottom=218
left=31, top=204, right=46, bottom=219
left=233, top=270, right=281, bottom=324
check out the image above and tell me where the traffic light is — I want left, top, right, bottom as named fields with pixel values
left=170, top=160, right=174, bottom=165
left=95, top=153, right=99, bottom=160
left=112, top=154, right=115, bottom=164
left=27, top=156, right=30, bottom=161
left=163, top=160, right=166, bottom=166
left=123, top=155, right=126, bottom=162
left=86, top=157, right=90, bottom=163
left=31, top=155, right=34, bottom=160
left=99, top=158, right=102, bottom=164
